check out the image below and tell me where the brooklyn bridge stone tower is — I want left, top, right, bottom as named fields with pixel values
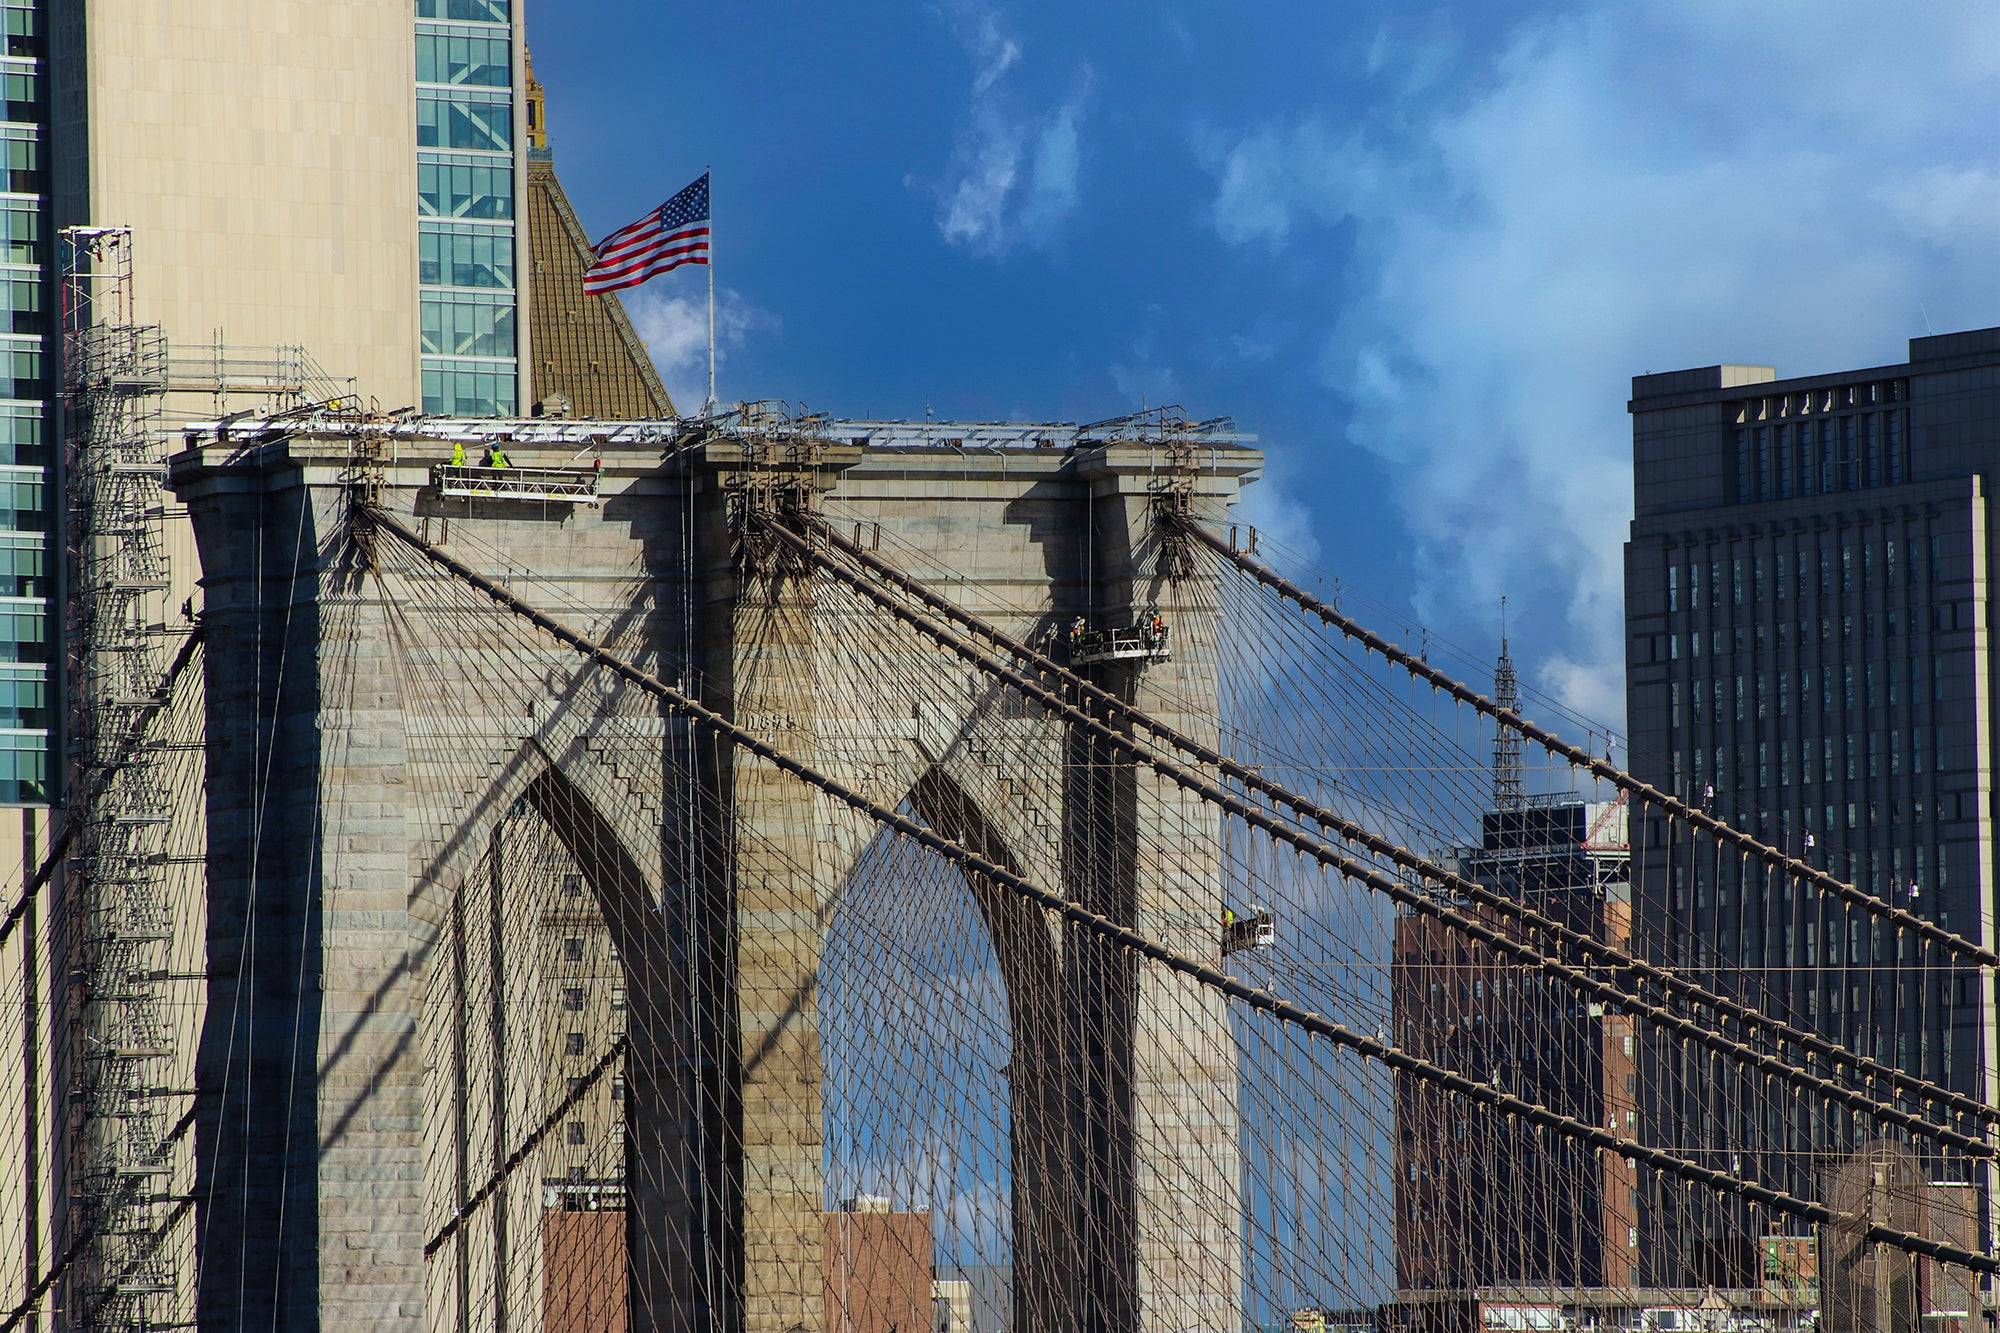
left=170, top=411, right=1260, bottom=1333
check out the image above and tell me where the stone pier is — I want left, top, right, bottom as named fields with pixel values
left=171, top=418, right=1259, bottom=1333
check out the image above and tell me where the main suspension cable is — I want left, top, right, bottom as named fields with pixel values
left=767, top=516, right=1992, bottom=1154
left=360, top=503, right=1992, bottom=1274
left=1187, top=519, right=1998, bottom=970
left=803, top=515, right=1996, bottom=1131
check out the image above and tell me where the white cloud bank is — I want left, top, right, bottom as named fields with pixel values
left=624, top=285, right=778, bottom=410
left=924, top=0, right=1093, bottom=258
left=1199, top=1, right=2000, bottom=726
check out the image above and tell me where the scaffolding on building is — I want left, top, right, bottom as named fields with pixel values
left=58, top=225, right=186, bottom=1333
left=165, top=334, right=355, bottom=414
left=717, top=400, right=835, bottom=572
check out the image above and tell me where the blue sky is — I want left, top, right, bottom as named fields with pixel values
left=529, top=0, right=2000, bottom=735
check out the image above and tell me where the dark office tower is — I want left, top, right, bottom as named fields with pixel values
left=1392, top=765, right=1637, bottom=1291
left=1623, top=330, right=2000, bottom=1293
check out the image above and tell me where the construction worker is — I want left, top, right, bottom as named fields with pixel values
left=490, top=443, right=512, bottom=469
left=449, top=440, right=465, bottom=467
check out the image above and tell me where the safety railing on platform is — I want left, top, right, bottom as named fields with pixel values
left=430, top=462, right=602, bottom=506
left=1222, top=907, right=1275, bottom=956
left=1066, top=623, right=1171, bottom=666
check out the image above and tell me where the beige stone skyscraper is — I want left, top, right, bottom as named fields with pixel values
left=53, top=0, right=435, bottom=408
left=9, top=0, right=538, bottom=842
left=0, top=4, right=539, bottom=1325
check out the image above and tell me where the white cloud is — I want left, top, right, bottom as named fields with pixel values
left=926, top=1, right=1093, bottom=258
left=623, top=284, right=778, bottom=411
left=1235, top=457, right=1322, bottom=573
left=1198, top=1, right=2000, bottom=726
left=1108, top=327, right=1182, bottom=407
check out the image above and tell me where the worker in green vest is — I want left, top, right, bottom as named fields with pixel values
left=449, top=440, right=465, bottom=467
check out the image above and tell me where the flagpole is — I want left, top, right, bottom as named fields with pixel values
left=705, top=165, right=716, bottom=411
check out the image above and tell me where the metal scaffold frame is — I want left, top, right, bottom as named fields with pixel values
left=717, top=399, right=833, bottom=570
left=58, top=225, right=182, bottom=1333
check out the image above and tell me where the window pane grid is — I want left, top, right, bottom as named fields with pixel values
left=422, top=359, right=518, bottom=417
left=416, top=32, right=510, bottom=88
left=416, top=0, right=509, bottom=21
left=417, top=88, right=512, bottom=152
left=419, top=222, right=515, bottom=289
left=418, top=156, right=514, bottom=220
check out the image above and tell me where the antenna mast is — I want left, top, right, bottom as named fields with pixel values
left=1491, top=599, right=1524, bottom=813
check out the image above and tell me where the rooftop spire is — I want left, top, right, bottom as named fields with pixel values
left=525, top=47, right=547, bottom=152
left=1491, top=598, right=1524, bottom=812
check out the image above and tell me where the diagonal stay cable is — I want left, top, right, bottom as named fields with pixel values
left=0, top=626, right=206, bottom=953
left=775, top=516, right=1996, bottom=1149
left=423, top=1033, right=629, bottom=1259
left=362, top=502, right=1994, bottom=1274
left=0, top=1102, right=202, bottom=1333
left=1187, top=518, right=1997, bottom=970
left=805, top=515, right=1987, bottom=1125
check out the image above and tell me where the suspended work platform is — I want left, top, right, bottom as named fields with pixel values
left=1222, top=907, right=1275, bottom=956
left=431, top=462, right=601, bottom=506
left=1067, top=622, right=1171, bottom=666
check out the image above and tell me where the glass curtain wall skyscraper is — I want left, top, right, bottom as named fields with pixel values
left=0, top=0, right=46, bottom=805
left=417, top=0, right=526, bottom=417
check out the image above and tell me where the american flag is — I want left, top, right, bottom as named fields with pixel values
left=583, top=173, right=710, bottom=295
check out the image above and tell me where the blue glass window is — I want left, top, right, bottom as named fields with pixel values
left=0, top=274, right=39, bottom=334
left=0, top=343, right=40, bottom=398
left=0, top=728, right=46, bottom=802
left=423, top=360, right=517, bottom=417
left=0, top=65, right=35, bottom=123
left=0, top=127, right=38, bottom=192
left=0, top=403, right=45, bottom=465
left=0, top=666, right=45, bottom=726
left=0, top=533, right=42, bottom=594
left=418, top=88, right=511, bottom=152
left=415, top=6, right=516, bottom=421
left=0, top=200, right=38, bottom=264
left=0, top=470, right=43, bottom=530
left=416, top=31, right=510, bottom=87
left=0, top=2, right=38, bottom=59
left=419, top=223, right=514, bottom=289
left=416, top=0, right=508, bottom=20
left=419, top=156, right=514, bottom=220
left=421, top=291, right=515, bottom=359
left=0, top=599, right=45, bottom=661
